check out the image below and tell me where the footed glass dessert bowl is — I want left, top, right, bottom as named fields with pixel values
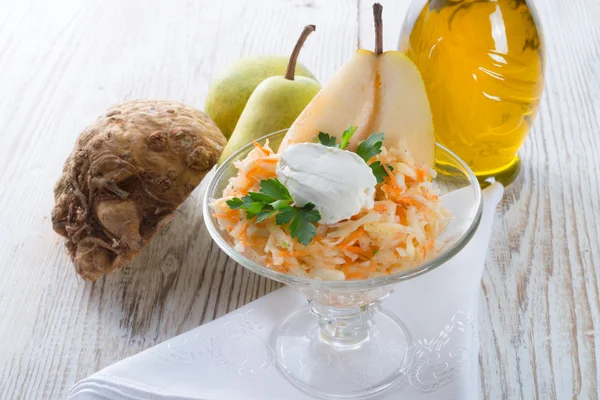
left=203, top=130, right=482, bottom=399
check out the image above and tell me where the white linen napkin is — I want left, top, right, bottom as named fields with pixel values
left=68, top=183, right=503, bottom=400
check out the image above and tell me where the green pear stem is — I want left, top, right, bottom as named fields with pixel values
left=285, top=25, right=316, bottom=81
left=373, top=3, right=383, bottom=55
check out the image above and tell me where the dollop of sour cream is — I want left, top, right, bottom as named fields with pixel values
left=276, top=143, right=376, bottom=224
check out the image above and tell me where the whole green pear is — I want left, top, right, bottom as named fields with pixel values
left=205, top=55, right=317, bottom=138
left=219, top=25, right=321, bottom=164
left=219, top=76, right=321, bottom=163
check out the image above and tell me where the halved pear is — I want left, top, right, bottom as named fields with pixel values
left=278, top=50, right=376, bottom=152
left=280, top=3, right=435, bottom=168
left=371, top=51, right=434, bottom=166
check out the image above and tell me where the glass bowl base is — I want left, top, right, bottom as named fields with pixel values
left=275, top=306, right=413, bottom=399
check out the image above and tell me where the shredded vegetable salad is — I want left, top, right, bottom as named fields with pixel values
left=211, top=141, right=451, bottom=281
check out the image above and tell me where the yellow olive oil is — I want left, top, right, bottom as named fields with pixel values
left=401, top=0, right=544, bottom=185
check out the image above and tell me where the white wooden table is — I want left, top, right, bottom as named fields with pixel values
left=0, top=0, right=598, bottom=398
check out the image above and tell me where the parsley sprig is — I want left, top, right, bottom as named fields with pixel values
left=317, top=128, right=393, bottom=183
left=317, top=132, right=337, bottom=148
left=340, top=126, right=357, bottom=150
left=317, top=126, right=357, bottom=150
left=275, top=203, right=321, bottom=246
left=356, top=132, right=384, bottom=162
left=226, top=178, right=321, bottom=246
left=369, top=161, right=393, bottom=183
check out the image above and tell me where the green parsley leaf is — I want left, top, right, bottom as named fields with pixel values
left=259, top=179, right=292, bottom=202
left=247, top=191, right=275, bottom=204
left=275, top=203, right=321, bottom=246
left=271, top=199, right=293, bottom=211
left=256, top=206, right=276, bottom=222
left=227, top=179, right=293, bottom=221
left=291, top=203, right=321, bottom=245
left=369, top=161, right=394, bottom=184
left=226, top=198, right=245, bottom=209
left=317, top=132, right=337, bottom=147
left=275, top=206, right=296, bottom=225
left=243, top=201, right=265, bottom=218
left=339, top=126, right=357, bottom=150
left=297, top=202, right=321, bottom=222
left=226, top=195, right=267, bottom=219
left=290, top=214, right=317, bottom=246
left=356, top=132, right=385, bottom=162
left=373, top=249, right=379, bottom=255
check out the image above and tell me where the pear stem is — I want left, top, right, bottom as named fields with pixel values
left=285, top=25, right=316, bottom=81
left=373, top=3, right=383, bottom=55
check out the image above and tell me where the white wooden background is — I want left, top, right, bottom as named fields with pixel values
left=0, top=0, right=598, bottom=398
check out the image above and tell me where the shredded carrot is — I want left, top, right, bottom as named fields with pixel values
left=395, top=206, right=407, bottom=224
left=381, top=177, right=409, bottom=205
left=393, top=232, right=408, bottom=241
left=382, top=184, right=421, bottom=207
left=344, top=269, right=367, bottom=280
left=253, top=141, right=272, bottom=155
left=416, top=168, right=427, bottom=182
left=346, top=272, right=366, bottom=280
left=212, top=212, right=238, bottom=222
left=406, top=178, right=416, bottom=187
left=396, top=197, right=421, bottom=207
left=288, top=251, right=307, bottom=257
left=338, top=227, right=365, bottom=248
left=273, top=265, right=288, bottom=273
left=373, top=202, right=389, bottom=212
left=238, top=178, right=257, bottom=193
left=383, top=164, right=400, bottom=190
left=345, top=245, right=373, bottom=258
left=246, top=165, right=274, bottom=178
left=424, top=190, right=439, bottom=201
left=239, top=223, right=249, bottom=239
left=395, top=244, right=406, bottom=255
